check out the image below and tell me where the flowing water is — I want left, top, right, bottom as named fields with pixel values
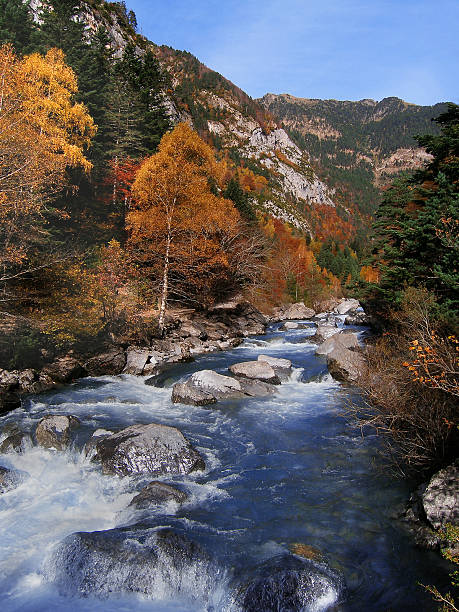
left=0, top=322, right=448, bottom=611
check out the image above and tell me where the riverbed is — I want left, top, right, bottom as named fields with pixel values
left=0, top=322, right=446, bottom=610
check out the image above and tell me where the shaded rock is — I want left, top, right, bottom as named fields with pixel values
left=0, top=369, right=19, bottom=390
left=398, top=483, right=444, bottom=549
left=315, top=332, right=359, bottom=356
left=84, top=428, right=113, bottom=458
left=94, top=423, right=205, bottom=476
left=327, top=346, right=365, bottom=383
left=257, top=355, right=292, bottom=381
left=335, top=298, right=360, bottom=315
left=49, top=526, right=215, bottom=601
left=42, top=357, right=86, bottom=384
left=234, top=554, right=342, bottom=612
left=129, top=481, right=188, bottom=508
left=85, top=348, right=126, bottom=376
left=344, top=312, right=369, bottom=326
left=0, top=386, right=21, bottom=413
left=35, top=415, right=81, bottom=450
left=422, top=461, right=459, bottom=529
left=238, top=378, right=277, bottom=397
left=0, top=427, right=32, bottom=453
left=179, top=320, right=207, bottom=340
left=229, top=361, right=280, bottom=385
left=283, top=302, right=315, bottom=320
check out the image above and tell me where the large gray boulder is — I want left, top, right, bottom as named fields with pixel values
left=35, top=415, right=81, bottom=450
left=129, top=481, right=188, bottom=509
left=283, top=302, right=315, bottom=320
left=315, top=332, right=359, bottom=356
left=49, top=526, right=215, bottom=602
left=229, top=361, right=280, bottom=385
left=257, top=355, right=292, bottom=381
left=309, top=323, right=340, bottom=344
left=85, top=348, right=126, bottom=376
left=327, top=346, right=365, bottom=383
left=234, top=554, right=342, bottom=612
left=422, top=461, right=459, bottom=529
left=335, top=298, right=360, bottom=315
left=94, top=423, right=205, bottom=476
left=172, top=370, right=244, bottom=406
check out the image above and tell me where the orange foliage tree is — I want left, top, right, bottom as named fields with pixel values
left=128, top=123, right=240, bottom=332
left=0, top=44, right=95, bottom=279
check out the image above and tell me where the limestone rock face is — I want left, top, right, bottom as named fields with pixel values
left=422, top=461, right=459, bottom=529
left=94, top=423, right=205, bottom=476
left=229, top=361, right=280, bottom=385
left=326, top=346, right=365, bottom=383
left=315, top=333, right=359, bottom=356
left=35, top=415, right=81, bottom=450
left=129, top=481, right=188, bottom=508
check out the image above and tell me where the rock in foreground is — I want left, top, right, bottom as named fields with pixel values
left=234, top=554, right=342, bottom=612
left=94, top=423, right=205, bottom=476
left=49, top=526, right=215, bottom=602
left=35, top=415, right=80, bottom=450
left=327, top=346, right=365, bottom=383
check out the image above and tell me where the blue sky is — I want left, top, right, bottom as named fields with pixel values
left=126, top=0, right=458, bottom=105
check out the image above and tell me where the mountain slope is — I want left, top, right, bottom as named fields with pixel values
left=259, top=93, right=448, bottom=216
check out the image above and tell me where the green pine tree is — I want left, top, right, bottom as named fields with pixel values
left=0, top=0, right=39, bottom=53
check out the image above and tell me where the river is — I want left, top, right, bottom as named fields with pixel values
left=0, top=321, right=447, bottom=610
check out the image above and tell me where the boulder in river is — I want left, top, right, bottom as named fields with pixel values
left=0, top=465, right=21, bottom=492
left=280, top=321, right=299, bottom=330
left=308, top=323, right=339, bottom=344
left=422, top=460, right=459, bottom=530
left=172, top=370, right=244, bottom=406
left=229, top=361, right=280, bottom=385
left=344, top=312, right=370, bottom=326
left=234, top=554, right=342, bottom=612
left=315, top=332, right=359, bottom=356
left=326, top=346, right=365, bottom=383
left=334, top=298, right=360, bottom=315
left=123, top=347, right=164, bottom=376
left=49, top=525, right=215, bottom=602
left=257, top=355, right=292, bottom=381
left=84, top=428, right=113, bottom=458
left=0, top=425, right=31, bottom=453
left=35, top=415, right=81, bottom=450
left=129, top=481, right=188, bottom=509
left=279, top=302, right=315, bottom=321
left=94, top=423, right=205, bottom=476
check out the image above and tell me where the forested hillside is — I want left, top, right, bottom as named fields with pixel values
left=260, top=93, right=448, bottom=218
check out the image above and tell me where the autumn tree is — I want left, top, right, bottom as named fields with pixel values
left=0, top=44, right=95, bottom=285
left=128, top=123, right=241, bottom=333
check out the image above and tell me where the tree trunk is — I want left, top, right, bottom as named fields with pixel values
left=158, top=229, right=171, bottom=336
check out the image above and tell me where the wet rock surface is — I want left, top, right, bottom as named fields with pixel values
left=0, top=465, right=21, bottom=492
left=42, top=358, right=87, bottom=384
left=129, top=481, right=188, bottom=508
left=172, top=370, right=244, bottom=406
left=49, top=526, right=215, bottom=601
left=94, top=423, right=205, bottom=476
left=257, top=354, right=292, bottom=381
left=0, top=424, right=31, bottom=453
left=84, top=348, right=126, bottom=376
left=234, top=554, right=342, bottom=612
left=35, top=415, right=81, bottom=450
